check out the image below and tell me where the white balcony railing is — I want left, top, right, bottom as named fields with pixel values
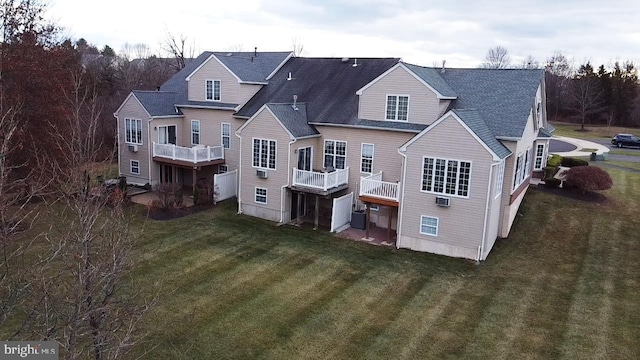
left=292, top=167, right=349, bottom=191
left=359, top=172, right=400, bottom=202
left=152, top=143, right=224, bottom=163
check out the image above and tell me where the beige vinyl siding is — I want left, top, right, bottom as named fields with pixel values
left=315, top=126, right=413, bottom=193
left=187, top=56, right=262, bottom=104
left=498, top=99, right=539, bottom=238
left=238, top=109, right=292, bottom=222
left=117, top=96, right=151, bottom=185
left=483, top=161, right=504, bottom=259
left=180, top=108, right=241, bottom=172
left=398, top=115, right=494, bottom=258
left=358, top=66, right=442, bottom=125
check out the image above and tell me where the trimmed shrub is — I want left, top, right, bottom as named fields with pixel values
left=547, top=154, right=563, bottom=167
left=564, top=166, right=613, bottom=194
left=543, top=178, right=561, bottom=188
left=561, top=157, right=589, bottom=168
left=543, top=166, right=559, bottom=179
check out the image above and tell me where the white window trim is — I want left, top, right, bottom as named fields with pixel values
left=157, top=124, right=177, bottom=144
left=252, top=137, right=277, bottom=170
left=495, top=160, right=505, bottom=199
left=221, top=123, right=231, bottom=149
left=218, top=165, right=228, bottom=174
left=130, top=160, right=140, bottom=175
left=384, top=94, right=410, bottom=122
left=534, top=143, right=546, bottom=170
left=255, top=187, right=267, bottom=204
left=124, top=118, right=143, bottom=145
left=297, top=146, right=313, bottom=171
left=420, top=215, right=439, bottom=237
left=420, top=156, right=472, bottom=199
left=191, top=120, right=201, bottom=145
left=205, top=79, right=221, bottom=101
left=360, top=143, right=374, bottom=174
left=513, top=150, right=531, bottom=191
left=323, top=139, right=347, bottom=170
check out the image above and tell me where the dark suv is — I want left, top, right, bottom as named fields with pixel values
left=611, top=134, right=640, bottom=148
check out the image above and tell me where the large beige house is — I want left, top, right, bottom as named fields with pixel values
left=115, top=50, right=552, bottom=261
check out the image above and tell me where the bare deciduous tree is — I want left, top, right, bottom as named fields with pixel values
left=162, top=30, right=194, bottom=71
left=569, top=74, right=605, bottom=130
left=520, top=55, right=540, bottom=69
left=481, top=46, right=511, bottom=69
left=24, top=71, right=152, bottom=359
left=291, top=37, right=306, bottom=57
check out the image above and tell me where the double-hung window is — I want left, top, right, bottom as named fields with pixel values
left=221, top=123, right=231, bottom=149
left=255, top=187, right=267, bottom=204
left=534, top=143, right=545, bottom=170
left=130, top=160, right=140, bottom=175
left=205, top=80, right=221, bottom=101
left=125, top=118, right=142, bottom=144
left=253, top=138, right=276, bottom=169
left=422, top=157, right=471, bottom=197
left=191, top=120, right=200, bottom=145
left=420, top=216, right=438, bottom=236
left=385, top=95, right=409, bottom=121
left=324, top=140, right=346, bottom=169
left=513, top=150, right=531, bottom=190
left=360, top=143, right=374, bottom=174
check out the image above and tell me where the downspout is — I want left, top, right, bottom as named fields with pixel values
left=235, top=131, right=243, bottom=214
left=479, top=162, right=497, bottom=262
left=147, top=118, right=153, bottom=184
left=396, top=149, right=408, bottom=249
left=281, top=138, right=296, bottom=223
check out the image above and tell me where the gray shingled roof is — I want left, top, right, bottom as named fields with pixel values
left=451, top=109, right=511, bottom=159
left=133, top=91, right=182, bottom=117
left=266, top=103, right=319, bottom=138
left=402, top=63, right=457, bottom=98
left=176, top=100, right=238, bottom=110
left=441, top=68, right=544, bottom=138
left=130, top=51, right=289, bottom=117
left=537, top=127, right=553, bottom=138
left=235, top=57, right=400, bottom=124
left=212, top=52, right=291, bottom=83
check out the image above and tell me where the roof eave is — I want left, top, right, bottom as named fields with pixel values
left=308, top=122, right=423, bottom=134
left=175, top=104, right=237, bottom=111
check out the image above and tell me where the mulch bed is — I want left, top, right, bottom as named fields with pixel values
left=145, top=203, right=216, bottom=221
left=533, top=185, right=608, bottom=203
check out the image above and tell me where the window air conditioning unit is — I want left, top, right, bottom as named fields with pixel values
left=256, top=169, right=268, bottom=179
left=128, top=144, right=138, bottom=153
left=435, top=196, right=450, bottom=207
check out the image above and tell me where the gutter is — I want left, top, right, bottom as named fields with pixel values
left=496, top=136, right=522, bottom=141
left=113, top=113, right=121, bottom=177
left=309, top=122, right=423, bottom=134
left=147, top=117, right=152, bottom=185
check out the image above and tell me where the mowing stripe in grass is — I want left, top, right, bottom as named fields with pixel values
left=370, top=276, right=466, bottom=360
left=197, top=261, right=365, bottom=358
left=559, top=217, right=620, bottom=359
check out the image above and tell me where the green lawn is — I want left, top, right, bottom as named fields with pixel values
left=550, top=121, right=640, bottom=139
left=126, top=166, right=640, bottom=359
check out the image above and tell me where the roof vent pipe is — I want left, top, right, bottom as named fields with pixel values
left=292, top=95, right=298, bottom=111
left=287, top=72, right=292, bottom=80
left=254, top=47, right=257, bottom=57
left=352, top=58, right=358, bottom=67
left=441, top=60, right=446, bottom=73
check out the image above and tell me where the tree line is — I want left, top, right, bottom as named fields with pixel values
left=482, top=46, right=640, bottom=128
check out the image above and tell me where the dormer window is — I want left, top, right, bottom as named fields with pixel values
left=206, top=79, right=221, bottom=101
left=385, top=95, right=409, bottom=121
